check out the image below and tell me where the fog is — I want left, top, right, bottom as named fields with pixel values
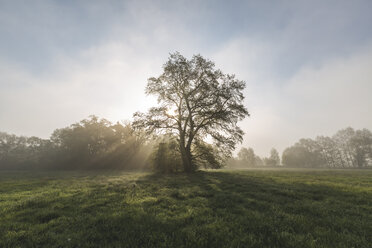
left=1, top=0, right=372, bottom=158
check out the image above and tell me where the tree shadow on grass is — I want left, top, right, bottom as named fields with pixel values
left=132, top=170, right=372, bottom=248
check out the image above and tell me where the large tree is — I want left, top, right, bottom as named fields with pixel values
left=133, top=52, right=249, bottom=172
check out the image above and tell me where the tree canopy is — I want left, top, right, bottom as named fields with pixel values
left=133, top=52, right=249, bottom=172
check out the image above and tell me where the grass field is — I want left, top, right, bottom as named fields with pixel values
left=1, top=169, right=371, bottom=248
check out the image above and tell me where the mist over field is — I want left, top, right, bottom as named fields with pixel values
left=1, top=1, right=372, bottom=247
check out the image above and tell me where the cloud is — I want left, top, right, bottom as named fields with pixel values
left=283, top=44, right=372, bottom=134
left=225, top=43, right=372, bottom=157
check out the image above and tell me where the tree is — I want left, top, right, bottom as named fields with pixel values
left=269, top=148, right=280, bottom=166
left=332, top=128, right=356, bottom=167
left=133, top=52, right=249, bottom=172
left=350, top=129, right=372, bottom=167
left=262, top=148, right=280, bottom=167
left=237, top=147, right=256, bottom=167
left=316, top=136, right=339, bottom=168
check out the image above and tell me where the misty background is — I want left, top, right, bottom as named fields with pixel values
left=1, top=0, right=372, bottom=157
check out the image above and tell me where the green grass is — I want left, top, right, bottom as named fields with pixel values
left=1, top=169, right=371, bottom=248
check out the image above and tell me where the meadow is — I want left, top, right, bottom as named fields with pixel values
left=1, top=169, right=371, bottom=248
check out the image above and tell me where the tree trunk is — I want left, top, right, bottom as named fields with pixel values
left=180, top=144, right=193, bottom=173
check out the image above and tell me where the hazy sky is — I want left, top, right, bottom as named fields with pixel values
left=1, top=0, right=372, bottom=156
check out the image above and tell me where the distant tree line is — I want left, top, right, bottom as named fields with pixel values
left=0, top=116, right=152, bottom=170
left=282, top=127, right=372, bottom=168
left=0, top=115, right=227, bottom=172
left=229, top=127, right=372, bottom=169
left=228, top=147, right=281, bottom=168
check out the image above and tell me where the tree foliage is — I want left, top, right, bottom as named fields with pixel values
left=228, top=147, right=267, bottom=168
left=150, top=137, right=183, bottom=173
left=237, top=147, right=256, bottom=167
left=0, top=132, right=51, bottom=169
left=264, top=148, right=280, bottom=166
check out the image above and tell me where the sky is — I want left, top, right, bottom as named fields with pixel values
left=1, top=0, right=372, bottom=156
